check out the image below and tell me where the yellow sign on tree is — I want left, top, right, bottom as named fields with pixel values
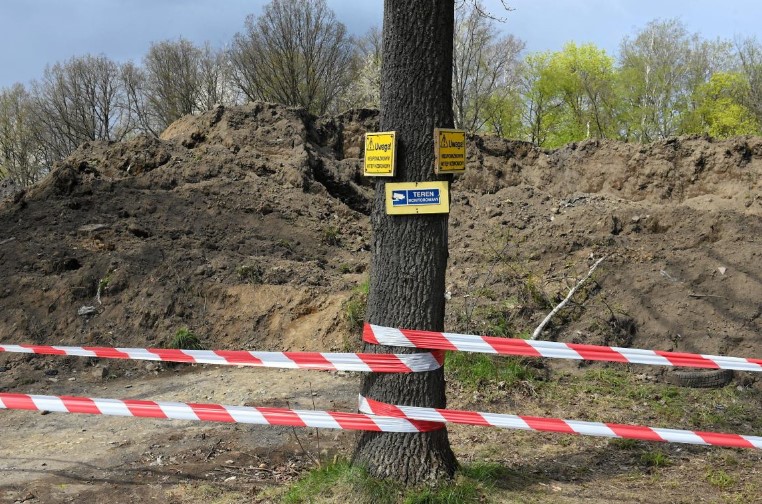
left=434, top=128, right=466, bottom=174
left=364, top=132, right=397, bottom=177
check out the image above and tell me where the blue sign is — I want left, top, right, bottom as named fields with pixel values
left=391, top=189, right=441, bottom=206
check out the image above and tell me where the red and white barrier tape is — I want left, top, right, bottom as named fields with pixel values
left=0, top=392, right=443, bottom=432
left=3, top=390, right=757, bottom=448
left=0, top=343, right=443, bottom=373
left=364, top=324, right=762, bottom=372
left=358, top=396, right=762, bottom=449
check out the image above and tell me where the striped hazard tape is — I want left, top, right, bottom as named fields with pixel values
left=0, top=343, right=443, bottom=373
left=364, top=324, right=762, bottom=372
left=0, top=392, right=443, bottom=432
left=2, top=391, right=758, bottom=449
left=357, top=396, right=762, bottom=450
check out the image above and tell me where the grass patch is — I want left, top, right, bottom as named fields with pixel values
left=706, top=469, right=736, bottom=490
left=168, top=327, right=203, bottom=350
left=278, top=460, right=509, bottom=504
left=322, top=225, right=342, bottom=246
left=282, top=460, right=398, bottom=504
left=446, top=352, right=538, bottom=389
left=344, top=279, right=369, bottom=334
left=639, top=450, right=671, bottom=468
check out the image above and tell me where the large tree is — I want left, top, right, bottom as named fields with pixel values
left=32, top=54, right=132, bottom=160
left=142, top=38, right=204, bottom=132
left=352, top=0, right=457, bottom=484
left=736, top=36, right=762, bottom=124
left=229, top=0, right=355, bottom=115
left=452, top=1, right=524, bottom=133
left=0, top=84, right=46, bottom=187
left=618, top=19, right=732, bottom=142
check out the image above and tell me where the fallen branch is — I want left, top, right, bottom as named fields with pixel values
left=0, top=237, right=15, bottom=246
left=689, top=293, right=727, bottom=300
left=531, top=256, right=606, bottom=341
left=204, top=438, right=222, bottom=461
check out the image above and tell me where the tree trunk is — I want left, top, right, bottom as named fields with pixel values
left=352, top=0, right=457, bottom=485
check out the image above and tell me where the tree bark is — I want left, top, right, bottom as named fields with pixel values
left=352, top=0, right=457, bottom=485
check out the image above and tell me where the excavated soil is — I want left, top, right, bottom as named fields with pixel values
left=1, top=102, right=761, bottom=503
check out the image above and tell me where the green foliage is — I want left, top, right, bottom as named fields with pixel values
left=639, top=450, right=671, bottom=468
left=276, top=238, right=294, bottom=252
left=322, top=225, right=342, bottom=246
left=98, top=275, right=111, bottom=291
left=682, top=72, right=760, bottom=137
left=281, top=459, right=505, bottom=504
left=706, top=469, right=736, bottom=489
left=283, top=460, right=398, bottom=504
left=446, top=351, right=538, bottom=389
left=403, top=482, right=480, bottom=504
left=344, top=279, right=369, bottom=335
left=168, top=327, right=203, bottom=350
left=237, top=263, right=263, bottom=283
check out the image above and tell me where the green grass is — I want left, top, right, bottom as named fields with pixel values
left=640, top=450, right=671, bottom=468
left=282, top=460, right=398, bottom=504
left=344, top=279, right=369, bottom=334
left=168, top=327, right=203, bottom=350
left=237, top=263, right=263, bottom=283
left=706, top=469, right=736, bottom=490
left=279, top=460, right=508, bottom=504
left=446, top=352, right=539, bottom=389
left=322, top=225, right=342, bottom=246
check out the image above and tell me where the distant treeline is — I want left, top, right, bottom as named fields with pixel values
left=2, top=0, right=762, bottom=186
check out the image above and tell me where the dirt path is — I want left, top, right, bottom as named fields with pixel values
left=0, top=364, right=359, bottom=503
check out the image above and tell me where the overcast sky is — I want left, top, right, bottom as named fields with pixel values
left=1, top=0, right=761, bottom=89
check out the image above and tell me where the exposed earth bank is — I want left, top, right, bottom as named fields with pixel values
left=1, top=103, right=761, bottom=502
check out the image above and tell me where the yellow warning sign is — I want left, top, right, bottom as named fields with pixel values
left=363, top=132, right=396, bottom=177
left=434, top=128, right=466, bottom=174
left=385, top=181, right=450, bottom=215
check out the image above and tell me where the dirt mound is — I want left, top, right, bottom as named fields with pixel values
left=1, top=101, right=761, bottom=370
left=0, top=102, right=373, bottom=361
left=450, top=133, right=762, bottom=360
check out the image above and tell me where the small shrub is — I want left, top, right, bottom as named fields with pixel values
left=276, top=239, right=294, bottom=251
left=98, top=275, right=111, bottom=291
left=237, top=263, right=263, bottom=283
left=168, top=327, right=203, bottom=350
left=322, top=225, right=342, bottom=246
left=640, top=450, right=671, bottom=468
left=344, top=279, right=370, bottom=334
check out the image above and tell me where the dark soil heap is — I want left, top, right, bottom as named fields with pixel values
left=1, top=102, right=761, bottom=370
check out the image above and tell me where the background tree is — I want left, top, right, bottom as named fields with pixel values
left=353, top=0, right=457, bottom=484
left=142, top=38, right=205, bottom=132
left=229, top=0, right=355, bottom=115
left=544, top=43, right=617, bottom=143
left=681, top=71, right=759, bottom=137
left=482, top=79, right=524, bottom=138
left=735, top=36, right=762, bottom=124
left=197, top=42, right=240, bottom=112
left=339, top=27, right=383, bottom=110
left=452, top=1, right=524, bottom=133
left=0, top=84, right=46, bottom=186
left=519, top=51, right=557, bottom=146
left=618, top=19, right=732, bottom=142
left=32, top=54, right=132, bottom=161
